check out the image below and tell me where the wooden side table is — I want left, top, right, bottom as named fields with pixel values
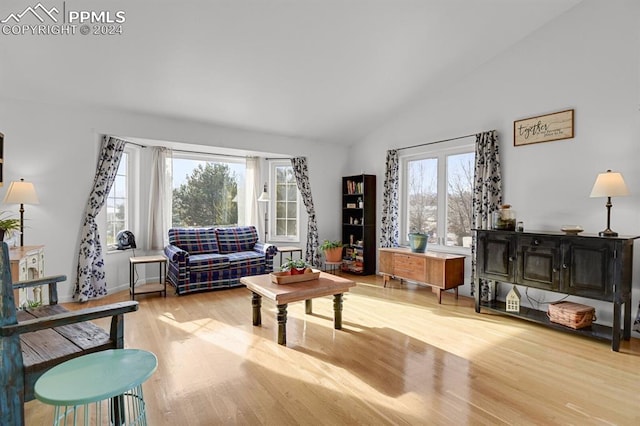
left=129, top=255, right=168, bottom=300
left=276, top=246, right=303, bottom=267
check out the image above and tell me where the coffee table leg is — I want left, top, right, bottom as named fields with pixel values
left=252, top=292, right=262, bottom=326
left=333, top=294, right=343, bottom=330
left=277, top=304, right=288, bottom=345
left=305, top=299, right=312, bottom=314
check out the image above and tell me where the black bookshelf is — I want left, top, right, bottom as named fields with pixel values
left=341, top=174, right=376, bottom=275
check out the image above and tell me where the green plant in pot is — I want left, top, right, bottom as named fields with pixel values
left=0, top=211, right=20, bottom=242
left=280, top=258, right=311, bottom=275
left=319, top=240, right=343, bottom=263
left=408, top=229, right=428, bottom=253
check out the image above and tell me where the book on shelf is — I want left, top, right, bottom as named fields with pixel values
left=345, top=180, right=363, bottom=195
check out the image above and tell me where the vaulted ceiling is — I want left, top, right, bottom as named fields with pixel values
left=1, top=0, right=583, bottom=144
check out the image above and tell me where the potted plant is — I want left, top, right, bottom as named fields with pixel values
left=0, top=211, right=20, bottom=242
left=320, top=240, right=343, bottom=262
left=280, top=258, right=311, bottom=275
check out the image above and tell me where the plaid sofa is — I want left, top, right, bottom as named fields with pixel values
left=164, top=226, right=278, bottom=295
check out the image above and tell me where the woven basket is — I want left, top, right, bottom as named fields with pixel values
left=548, top=301, right=596, bottom=329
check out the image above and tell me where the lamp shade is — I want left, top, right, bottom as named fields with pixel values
left=589, top=170, right=629, bottom=198
left=258, top=183, right=269, bottom=202
left=3, top=178, right=39, bottom=205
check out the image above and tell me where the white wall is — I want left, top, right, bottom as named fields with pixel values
left=0, top=99, right=348, bottom=300
left=347, top=0, right=640, bottom=328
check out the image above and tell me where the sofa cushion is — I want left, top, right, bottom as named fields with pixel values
left=227, top=251, right=266, bottom=277
left=168, top=227, right=219, bottom=255
left=216, top=226, right=258, bottom=254
left=188, top=254, right=229, bottom=272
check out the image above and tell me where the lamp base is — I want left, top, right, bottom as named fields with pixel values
left=599, top=228, right=618, bottom=237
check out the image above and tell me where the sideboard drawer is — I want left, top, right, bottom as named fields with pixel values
left=393, top=254, right=425, bottom=282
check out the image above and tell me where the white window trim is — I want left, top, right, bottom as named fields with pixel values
left=105, top=145, right=139, bottom=253
left=399, top=137, right=475, bottom=255
left=268, top=160, right=301, bottom=243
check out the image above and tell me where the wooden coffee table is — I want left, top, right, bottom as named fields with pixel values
left=240, top=272, right=356, bottom=345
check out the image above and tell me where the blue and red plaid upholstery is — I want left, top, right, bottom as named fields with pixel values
left=164, top=226, right=278, bottom=295
left=168, top=227, right=219, bottom=254
left=227, top=251, right=265, bottom=276
left=188, top=253, right=230, bottom=272
left=215, top=226, right=258, bottom=253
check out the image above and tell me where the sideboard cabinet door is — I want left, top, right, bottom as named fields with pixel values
left=516, top=235, right=561, bottom=291
left=476, top=231, right=516, bottom=282
left=562, top=239, right=613, bottom=300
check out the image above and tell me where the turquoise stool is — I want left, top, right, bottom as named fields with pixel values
left=35, top=349, right=157, bottom=426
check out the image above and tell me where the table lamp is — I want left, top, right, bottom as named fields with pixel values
left=589, top=170, right=628, bottom=237
left=3, top=178, right=39, bottom=246
left=258, top=183, right=269, bottom=242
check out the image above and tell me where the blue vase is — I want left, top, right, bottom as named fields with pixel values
left=408, top=233, right=428, bottom=253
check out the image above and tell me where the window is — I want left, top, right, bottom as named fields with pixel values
left=106, top=151, right=129, bottom=248
left=401, top=139, right=475, bottom=249
left=270, top=161, right=299, bottom=241
left=171, top=154, right=244, bottom=228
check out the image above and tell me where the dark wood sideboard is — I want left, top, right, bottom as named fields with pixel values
left=474, top=229, right=638, bottom=351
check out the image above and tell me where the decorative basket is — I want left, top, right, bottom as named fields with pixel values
left=548, top=301, right=596, bottom=329
left=270, top=270, right=321, bottom=284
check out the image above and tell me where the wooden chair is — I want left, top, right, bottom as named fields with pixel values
left=0, top=243, right=139, bottom=425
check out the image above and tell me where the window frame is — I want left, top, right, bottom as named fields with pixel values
left=170, top=152, right=245, bottom=228
left=268, top=160, right=301, bottom=243
left=105, top=146, right=137, bottom=252
left=399, top=137, right=475, bottom=254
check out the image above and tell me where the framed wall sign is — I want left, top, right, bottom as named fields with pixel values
left=514, top=109, right=574, bottom=146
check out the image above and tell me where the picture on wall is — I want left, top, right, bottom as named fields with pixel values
left=514, top=109, right=574, bottom=146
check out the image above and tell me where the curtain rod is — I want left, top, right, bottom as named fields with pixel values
left=122, top=139, right=264, bottom=159
left=396, top=132, right=479, bottom=151
left=168, top=148, right=247, bottom=159
left=124, top=141, right=146, bottom=148
left=124, top=142, right=264, bottom=160
left=120, top=135, right=292, bottom=160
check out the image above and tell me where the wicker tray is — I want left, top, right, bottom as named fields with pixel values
left=548, top=301, right=596, bottom=329
left=270, top=270, right=321, bottom=284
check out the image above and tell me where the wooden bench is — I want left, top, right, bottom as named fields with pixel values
left=0, top=243, right=139, bottom=425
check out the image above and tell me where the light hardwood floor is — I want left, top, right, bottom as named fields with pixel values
left=25, top=274, right=640, bottom=425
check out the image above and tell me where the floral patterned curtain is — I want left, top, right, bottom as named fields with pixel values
left=291, top=157, right=321, bottom=267
left=471, top=130, right=502, bottom=299
left=380, top=149, right=399, bottom=247
left=74, top=136, right=126, bottom=301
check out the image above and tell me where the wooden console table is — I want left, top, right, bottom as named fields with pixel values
left=379, top=247, right=465, bottom=303
left=475, top=229, right=637, bottom=351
